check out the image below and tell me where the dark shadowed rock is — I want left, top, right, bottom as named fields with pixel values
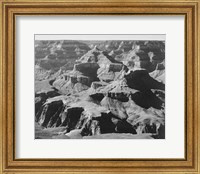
left=102, top=51, right=122, bottom=64
left=115, top=120, right=137, bottom=134
left=90, top=93, right=104, bottom=102
left=133, top=52, right=154, bottom=72
left=74, top=63, right=99, bottom=78
left=37, top=100, right=64, bottom=127
left=131, top=90, right=163, bottom=109
left=93, top=112, right=116, bottom=134
left=61, top=107, right=84, bottom=132
left=35, top=90, right=61, bottom=116
left=124, top=70, right=165, bottom=91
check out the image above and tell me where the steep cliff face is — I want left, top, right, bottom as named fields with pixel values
left=52, top=63, right=99, bottom=94
left=35, top=40, right=165, bottom=139
left=35, top=90, right=61, bottom=118
left=35, top=90, right=164, bottom=138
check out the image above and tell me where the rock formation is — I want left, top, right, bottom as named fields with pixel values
left=35, top=40, right=165, bottom=139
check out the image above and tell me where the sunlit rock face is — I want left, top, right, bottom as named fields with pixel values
left=35, top=40, right=165, bottom=139
left=149, top=62, right=165, bottom=84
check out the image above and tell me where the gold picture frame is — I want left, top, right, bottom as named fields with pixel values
left=0, top=0, right=199, bottom=173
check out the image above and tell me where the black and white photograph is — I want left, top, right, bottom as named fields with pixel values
left=35, top=35, right=165, bottom=139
